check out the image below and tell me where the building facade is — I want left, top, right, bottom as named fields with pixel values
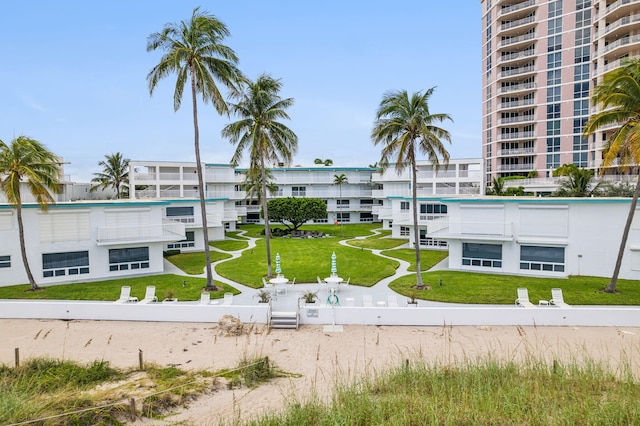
left=481, top=0, right=639, bottom=189
left=433, top=196, right=640, bottom=280
left=0, top=200, right=190, bottom=287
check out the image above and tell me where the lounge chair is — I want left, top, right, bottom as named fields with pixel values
left=363, top=295, right=373, bottom=307
left=139, top=286, right=158, bottom=304
left=115, top=286, right=138, bottom=303
left=550, top=288, right=571, bottom=308
left=223, top=292, right=233, bottom=305
left=515, top=287, right=535, bottom=308
left=387, top=294, right=399, bottom=307
left=199, top=292, right=211, bottom=305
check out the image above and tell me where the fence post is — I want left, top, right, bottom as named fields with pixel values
left=139, top=349, right=144, bottom=371
left=129, top=397, right=136, bottom=422
left=14, top=348, right=19, bottom=368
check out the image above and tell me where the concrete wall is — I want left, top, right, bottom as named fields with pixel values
left=1, top=300, right=638, bottom=327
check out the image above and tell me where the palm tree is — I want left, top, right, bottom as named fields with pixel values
left=487, top=177, right=506, bottom=196
left=333, top=173, right=348, bottom=237
left=371, top=88, right=452, bottom=289
left=90, top=152, right=129, bottom=199
left=147, top=7, right=244, bottom=290
left=223, top=74, right=298, bottom=278
left=583, top=58, right=640, bottom=293
left=551, top=164, right=600, bottom=197
left=0, top=136, right=61, bottom=290
left=241, top=167, right=278, bottom=204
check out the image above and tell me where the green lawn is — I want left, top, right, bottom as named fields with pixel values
left=389, top=271, right=640, bottom=305
left=0, top=274, right=239, bottom=302
left=166, top=251, right=232, bottom=275
left=210, top=239, right=249, bottom=252
left=380, top=248, right=448, bottom=272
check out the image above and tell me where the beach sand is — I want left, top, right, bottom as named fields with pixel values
left=2, top=319, right=639, bottom=425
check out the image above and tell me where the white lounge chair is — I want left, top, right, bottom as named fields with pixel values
left=199, top=292, right=211, bottom=305
left=387, top=294, right=399, bottom=307
left=550, top=288, right=571, bottom=308
left=515, top=287, right=535, bottom=308
left=223, top=292, right=233, bottom=305
left=362, top=295, right=373, bottom=307
left=139, top=286, right=158, bottom=304
left=115, top=286, right=138, bottom=303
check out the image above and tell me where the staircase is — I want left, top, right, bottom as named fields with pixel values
left=269, top=310, right=299, bottom=329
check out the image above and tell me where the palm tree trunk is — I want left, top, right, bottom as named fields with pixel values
left=411, top=160, right=424, bottom=288
left=607, top=176, right=640, bottom=293
left=17, top=204, right=39, bottom=290
left=260, top=156, right=273, bottom=277
left=339, top=184, right=344, bottom=238
left=190, top=68, right=215, bottom=290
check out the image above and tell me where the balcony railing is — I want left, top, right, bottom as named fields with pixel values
left=97, top=220, right=185, bottom=245
left=496, top=163, right=535, bottom=171
left=605, top=0, right=640, bottom=16
left=498, top=131, right=535, bottom=141
left=498, top=82, right=536, bottom=94
left=603, top=34, right=640, bottom=54
left=499, top=65, right=536, bottom=78
left=498, top=115, right=535, bottom=125
left=498, top=147, right=535, bottom=155
left=499, top=15, right=536, bottom=31
left=498, top=49, right=536, bottom=64
left=604, top=13, right=640, bottom=36
left=498, top=98, right=535, bottom=109
left=500, top=0, right=536, bottom=16
left=499, top=31, right=536, bottom=48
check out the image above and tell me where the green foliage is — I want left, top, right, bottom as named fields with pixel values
left=595, top=181, right=635, bottom=197
left=90, top=152, right=129, bottom=199
left=267, top=197, right=327, bottom=230
left=389, top=271, right=640, bottom=305
left=551, top=164, right=599, bottom=197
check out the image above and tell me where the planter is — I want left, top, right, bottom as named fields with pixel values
left=305, top=302, right=319, bottom=317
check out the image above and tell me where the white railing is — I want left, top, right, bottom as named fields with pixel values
left=448, top=221, right=513, bottom=237
left=498, top=115, right=535, bottom=125
left=165, top=215, right=195, bottom=224
left=604, top=13, right=640, bottom=36
left=499, top=65, right=536, bottom=78
left=97, top=220, right=185, bottom=244
left=498, top=83, right=536, bottom=94
left=605, top=0, right=640, bottom=16
left=496, top=163, right=535, bottom=171
left=498, top=147, right=535, bottom=155
left=499, top=31, right=536, bottom=47
left=500, top=0, right=536, bottom=16
left=498, top=98, right=535, bottom=109
left=498, top=49, right=536, bottom=64
left=500, top=15, right=536, bottom=31
left=603, top=34, right=640, bottom=54
left=498, top=131, right=535, bottom=141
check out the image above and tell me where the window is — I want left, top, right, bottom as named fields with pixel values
left=359, top=212, right=374, bottom=222
left=574, top=64, right=589, bottom=81
left=462, top=243, right=502, bottom=268
left=573, top=135, right=588, bottom=151
left=547, top=137, right=560, bottom=152
left=575, top=9, right=591, bottom=27
left=574, top=82, right=589, bottom=99
left=420, top=204, right=448, bottom=214
left=520, top=246, right=565, bottom=272
left=548, top=0, right=562, bottom=18
left=109, top=247, right=150, bottom=272
left=166, top=206, right=194, bottom=217
left=336, top=212, right=350, bottom=223
left=547, top=104, right=560, bottom=119
left=0, top=255, right=10, bottom=268
left=547, top=86, right=561, bottom=103
left=400, top=226, right=410, bottom=236
left=167, top=231, right=195, bottom=249
left=547, top=35, right=562, bottom=52
left=575, top=28, right=590, bottom=46
left=400, top=201, right=410, bottom=211
left=574, top=46, right=590, bottom=64
left=548, top=18, right=562, bottom=35
left=336, top=199, right=350, bottom=208
left=292, top=186, right=306, bottom=197
left=547, top=52, right=561, bottom=69
left=547, top=69, right=561, bottom=85
left=43, top=251, right=89, bottom=277
left=574, top=99, right=589, bottom=116
left=547, top=121, right=560, bottom=136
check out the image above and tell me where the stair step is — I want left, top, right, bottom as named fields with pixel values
left=270, top=311, right=299, bottom=330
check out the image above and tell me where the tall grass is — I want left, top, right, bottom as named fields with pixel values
left=240, top=356, right=640, bottom=425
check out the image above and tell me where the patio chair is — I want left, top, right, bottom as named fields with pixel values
left=223, top=292, right=233, bottom=305
left=115, top=286, right=138, bottom=303
left=363, top=295, right=373, bottom=307
left=387, top=294, right=399, bottom=307
left=286, top=277, right=295, bottom=294
left=139, top=286, right=158, bottom=304
left=515, top=288, right=535, bottom=308
left=199, top=292, right=211, bottom=305
left=550, top=288, right=571, bottom=308
left=262, top=277, right=273, bottom=291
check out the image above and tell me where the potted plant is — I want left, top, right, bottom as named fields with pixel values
left=163, top=289, right=178, bottom=303
left=301, top=290, right=318, bottom=305
left=255, top=289, right=274, bottom=304
left=407, top=291, right=418, bottom=307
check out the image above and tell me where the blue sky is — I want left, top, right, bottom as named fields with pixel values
left=1, top=1, right=481, bottom=181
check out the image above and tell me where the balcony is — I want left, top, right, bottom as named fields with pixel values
left=498, top=98, right=535, bottom=109
left=499, top=0, right=536, bottom=17
left=603, top=13, right=640, bottom=38
left=499, top=65, right=536, bottom=78
left=603, top=34, right=640, bottom=55
left=498, top=131, right=535, bottom=141
left=496, top=163, right=535, bottom=171
left=97, top=220, right=185, bottom=245
left=499, top=32, right=536, bottom=48
left=498, top=147, right=535, bottom=156
left=498, top=82, right=536, bottom=95
left=498, top=115, right=535, bottom=125
left=605, top=0, right=640, bottom=17
left=499, top=15, right=536, bottom=32
left=497, top=49, right=536, bottom=65
left=444, top=221, right=514, bottom=239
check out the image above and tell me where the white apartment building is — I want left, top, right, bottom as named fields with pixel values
left=237, top=166, right=377, bottom=225
left=371, top=159, right=483, bottom=248
left=0, top=200, right=190, bottom=287
left=432, top=196, right=640, bottom=280
left=481, top=0, right=640, bottom=191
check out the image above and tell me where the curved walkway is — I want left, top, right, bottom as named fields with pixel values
left=164, top=227, right=448, bottom=308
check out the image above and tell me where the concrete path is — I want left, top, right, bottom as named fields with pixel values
left=164, top=228, right=448, bottom=310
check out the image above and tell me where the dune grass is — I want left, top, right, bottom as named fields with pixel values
left=240, top=357, right=640, bottom=426
left=0, top=274, right=239, bottom=302
left=389, top=270, right=640, bottom=305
